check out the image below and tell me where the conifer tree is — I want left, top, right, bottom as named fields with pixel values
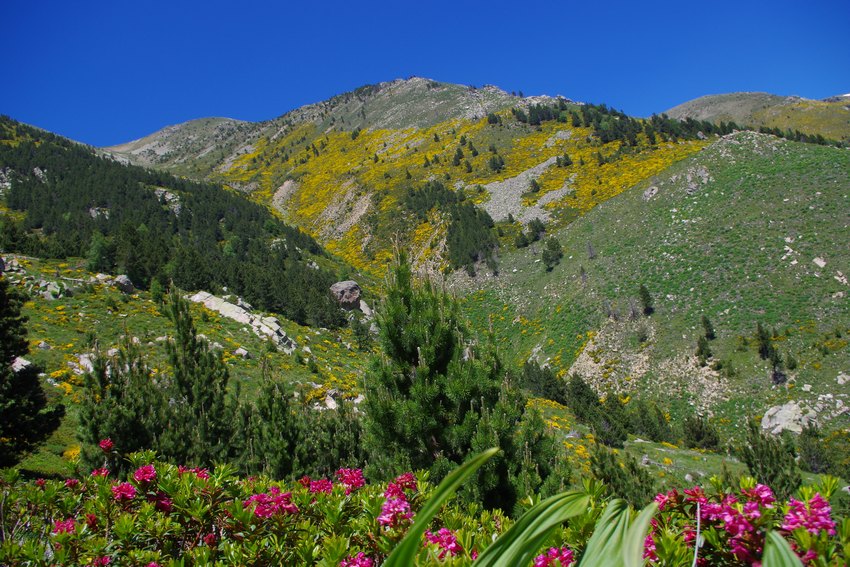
left=0, top=276, right=58, bottom=466
left=739, top=421, right=801, bottom=499
left=362, top=252, right=563, bottom=511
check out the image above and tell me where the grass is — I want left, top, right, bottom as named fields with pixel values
left=456, top=132, right=850, bottom=439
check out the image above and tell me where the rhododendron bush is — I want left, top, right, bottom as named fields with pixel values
left=0, top=449, right=847, bottom=566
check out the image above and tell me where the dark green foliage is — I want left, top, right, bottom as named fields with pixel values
left=683, top=414, right=720, bottom=450
left=542, top=237, right=563, bottom=271
left=756, top=322, right=776, bottom=360
left=527, top=218, right=546, bottom=242
left=796, top=423, right=833, bottom=475
left=590, top=444, right=655, bottom=507
left=487, top=113, right=500, bottom=125
left=521, top=361, right=567, bottom=405
left=696, top=336, right=712, bottom=366
left=402, top=180, right=497, bottom=274
left=702, top=315, right=716, bottom=340
left=80, top=289, right=239, bottom=471
left=739, top=421, right=801, bottom=500
left=639, top=284, right=654, bottom=315
left=528, top=179, right=541, bottom=193
left=488, top=154, right=506, bottom=172
left=350, top=316, right=372, bottom=351
left=0, top=116, right=344, bottom=328
left=555, top=154, right=572, bottom=167
left=514, top=231, right=529, bottom=249
left=625, top=399, right=675, bottom=443
left=564, top=373, right=600, bottom=422
left=0, top=277, right=62, bottom=466
left=362, top=254, right=564, bottom=511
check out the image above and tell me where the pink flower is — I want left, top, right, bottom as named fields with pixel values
left=394, top=472, right=417, bottom=491
left=133, top=464, right=157, bottom=484
left=85, top=513, right=98, bottom=529
left=52, top=518, right=76, bottom=535
left=146, top=563, right=162, bottom=567
left=178, top=465, right=210, bottom=479
left=244, top=489, right=299, bottom=518
left=203, top=533, right=216, bottom=546
left=742, top=484, right=775, bottom=508
left=425, top=528, right=464, bottom=559
left=782, top=494, right=836, bottom=535
left=336, top=468, right=365, bottom=494
left=534, top=546, right=575, bottom=567
left=377, top=497, right=412, bottom=528
left=340, top=552, right=374, bottom=567
left=111, top=482, right=136, bottom=501
left=65, top=478, right=80, bottom=489
left=91, top=468, right=109, bottom=477
left=150, top=491, right=172, bottom=513
left=35, top=478, right=46, bottom=489
left=90, top=557, right=110, bottom=566
left=309, top=479, right=333, bottom=494
left=99, top=438, right=114, bottom=453
left=642, top=532, right=658, bottom=561
left=654, top=489, right=679, bottom=511
left=683, top=486, right=708, bottom=505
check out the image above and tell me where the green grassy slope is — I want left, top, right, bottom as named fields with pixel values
left=456, top=132, right=850, bottom=435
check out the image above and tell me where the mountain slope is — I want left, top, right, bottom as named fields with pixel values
left=665, top=92, right=850, bottom=142
left=456, top=132, right=850, bottom=434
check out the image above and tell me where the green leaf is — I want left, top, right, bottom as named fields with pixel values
left=474, top=490, right=588, bottom=567
left=578, top=499, right=656, bottom=567
left=762, top=531, right=804, bottom=567
left=383, top=447, right=499, bottom=567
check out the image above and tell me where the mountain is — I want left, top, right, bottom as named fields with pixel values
left=106, top=78, right=719, bottom=276
left=665, top=92, right=850, bottom=142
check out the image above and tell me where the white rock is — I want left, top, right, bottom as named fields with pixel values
left=761, top=401, right=817, bottom=435
left=813, top=257, right=827, bottom=269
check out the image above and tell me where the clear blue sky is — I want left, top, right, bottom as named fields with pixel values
left=3, top=0, right=848, bottom=147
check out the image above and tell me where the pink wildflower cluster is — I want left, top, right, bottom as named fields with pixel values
left=335, top=468, right=365, bottom=494
left=782, top=494, right=836, bottom=535
left=98, top=438, right=114, bottom=453
left=65, top=478, right=80, bottom=489
left=91, top=468, right=109, bottom=477
left=52, top=518, right=76, bottom=535
left=133, top=464, right=157, bottom=484
left=111, top=482, right=136, bottom=502
left=377, top=472, right=418, bottom=528
left=339, top=551, right=374, bottom=567
left=299, top=475, right=334, bottom=494
left=244, top=486, right=299, bottom=518
left=425, top=528, right=464, bottom=559
left=90, top=557, right=111, bottom=566
left=178, top=465, right=210, bottom=479
left=534, top=546, right=575, bottom=567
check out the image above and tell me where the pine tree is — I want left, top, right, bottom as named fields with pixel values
left=683, top=413, right=720, bottom=450
left=701, top=315, right=716, bottom=340
left=542, top=237, right=563, bottom=271
left=739, top=420, right=801, bottom=499
left=639, top=284, right=654, bottom=315
left=590, top=445, right=655, bottom=507
left=361, top=252, right=563, bottom=510
left=0, top=276, right=59, bottom=466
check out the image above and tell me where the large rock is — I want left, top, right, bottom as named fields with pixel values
left=761, top=401, right=817, bottom=435
left=188, top=291, right=296, bottom=353
left=330, top=281, right=362, bottom=310
left=114, top=275, right=135, bottom=294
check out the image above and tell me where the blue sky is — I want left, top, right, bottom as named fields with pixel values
left=2, top=0, right=848, bottom=147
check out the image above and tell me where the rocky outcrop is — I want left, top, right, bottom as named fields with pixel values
left=188, top=291, right=295, bottom=353
left=761, top=401, right=817, bottom=435
left=330, top=281, right=362, bottom=310
left=113, top=275, right=135, bottom=294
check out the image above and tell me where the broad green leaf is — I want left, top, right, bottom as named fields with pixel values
left=383, top=447, right=499, bottom=567
left=579, top=499, right=631, bottom=567
left=624, top=503, right=657, bottom=567
left=474, top=490, right=588, bottom=567
left=762, top=531, right=803, bottom=567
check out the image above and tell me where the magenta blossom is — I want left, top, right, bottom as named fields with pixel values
left=425, top=528, right=464, bottom=559
left=90, top=556, right=110, bottom=566
left=309, top=479, right=333, bottom=494
left=377, top=497, right=412, bottom=528
left=244, top=488, right=299, bottom=518
left=99, top=438, right=114, bottom=453
left=534, top=546, right=575, bottom=567
left=782, top=494, right=836, bottom=535
left=336, top=468, right=365, bottom=494
left=52, top=518, right=76, bottom=535
left=742, top=484, right=775, bottom=508
left=65, top=478, right=80, bottom=489
left=340, top=552, right=374, bottom=567
left=91, top=468, right=109, bottom=477
left=111, top=482, right=136, bottom=501
left=133, top=464, right=157, bottom=484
